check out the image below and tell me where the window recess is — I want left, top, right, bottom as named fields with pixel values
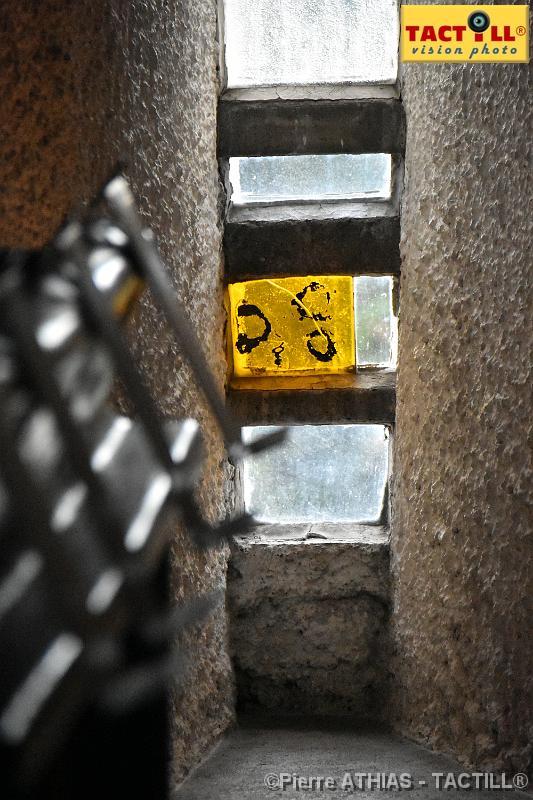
left=218, top=0, right=402, bottom=528
left=218, top=19, right=405, bottom=285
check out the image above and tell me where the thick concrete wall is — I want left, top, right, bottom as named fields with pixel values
left=392, top=51, right=532, bottom=777
left=0, top=0, right=234, bottom=781
left=0, top=2, right=82, bottom=247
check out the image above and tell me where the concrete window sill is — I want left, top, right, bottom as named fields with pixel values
left=229, top=523, right=390, bottom=606
left=235, top=522, right=388, bottom=545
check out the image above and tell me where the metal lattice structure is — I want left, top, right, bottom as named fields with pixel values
left=0, top=176, right=283, bottom=799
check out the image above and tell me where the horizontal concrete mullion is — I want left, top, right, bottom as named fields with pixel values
left=224, top=212, right=400, bottom=280
left=218, top=98, right=406, bottom=157
left=227, top=372, right=396, bottom=426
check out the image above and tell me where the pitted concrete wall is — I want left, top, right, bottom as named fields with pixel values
left=393, top=50, right=532, bottom=777
left=0, top=0, right=233, bottom=781
left=0, top=2, right=82, bottom=247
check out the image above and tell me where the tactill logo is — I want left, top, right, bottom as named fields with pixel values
left=400, top=5, right=529, bottom=63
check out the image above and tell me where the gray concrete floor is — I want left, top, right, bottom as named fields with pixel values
left=174, top=719, right=531, bottom=800
left=174, top=717, right=529, bottom=799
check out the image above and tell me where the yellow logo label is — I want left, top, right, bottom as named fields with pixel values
left=401, top=5, right=529, bottom=63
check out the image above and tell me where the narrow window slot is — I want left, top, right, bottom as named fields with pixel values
left=242, top=424, right=390, bottom=523
left=229, top=154, right=392, bottom=206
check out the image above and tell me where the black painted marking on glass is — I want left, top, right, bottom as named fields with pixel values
left=291, top=281, right=331, bottom=323
left=235, top=302, right=272, bottom=354
left=306, top=328, right=337, bottom=362
left=271, top=342, right=285, bottom=366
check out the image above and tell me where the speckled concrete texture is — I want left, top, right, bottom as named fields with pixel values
left=75, top=1, right=236, bottom=782
left=229, top=526, right=390, bottom=719
left=392, top=45, right=533, bottom=778
left=173, top=717, right=532, bottom=800
left=0, top=3, right=82, bottom=246
left=1, top=0, right=234, bottom=781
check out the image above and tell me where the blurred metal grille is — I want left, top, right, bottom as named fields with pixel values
left=0, top=176, right=283, bottom=799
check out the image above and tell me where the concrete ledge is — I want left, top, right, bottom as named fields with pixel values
left=224, top=202, right=400, bottom=280
left=229, top=524, right=389, bottom=605
left=227, top=524, right=390, bottom=718
left=228, top=371, right=396, bottom=425
left=218, top=98, right=406, bottom=157
left=221, top=83, right=400, bottom=102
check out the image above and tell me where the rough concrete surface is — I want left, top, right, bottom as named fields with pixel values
left=393, top=49, right=533, bottom=777
left=225, top=203, right=400, bottom=280
left=218, top=98, right=405, bottom=157
left=228, top=526, right=390, bottom=718
left=0, top=0, right=233, bottom=781
left=0, top=3, right=82, bottom=247
left=174, top=718, right=531, bottom=800
left=228, top=371, right=396, bottom=426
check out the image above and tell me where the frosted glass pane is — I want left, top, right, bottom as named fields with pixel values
left=223, top=0, right=399, bottom=88
left=355, top=276, right=397, bottom=367
left=230, top=155, right=391, bottom=205
left=243, top=424, right=389, bottom=523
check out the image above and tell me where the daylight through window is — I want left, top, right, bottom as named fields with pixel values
left=242, top=424, right=390, bottom=523
left=229, top=154, right=392, bottom=205
left=223, top=0, right=399, bottom=88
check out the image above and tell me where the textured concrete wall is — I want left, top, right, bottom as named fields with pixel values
left=392, top=47, right=532, bottom=777
left=0, top=0, right=234, bottom=782
left=229, top=525, right=390, bottom=719
left=0, top=2, right=82, bottom=247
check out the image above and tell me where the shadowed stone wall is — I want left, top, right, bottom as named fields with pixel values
left=392, top=48, right=532, bottom=777
left=229, top=525, right=390, bottom=720
left=0, top=0, right=234, bottom=782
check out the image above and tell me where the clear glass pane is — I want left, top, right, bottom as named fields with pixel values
left=223, top=0, right=399, bottom=88
left=229, top=155, right=391, bottom=205
left=355, top=276, right=397, bottom=367
left=243, top=424, right=389, bottom=523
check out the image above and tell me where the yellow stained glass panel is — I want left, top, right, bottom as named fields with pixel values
left=228, top=276, right=355, bottom=378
